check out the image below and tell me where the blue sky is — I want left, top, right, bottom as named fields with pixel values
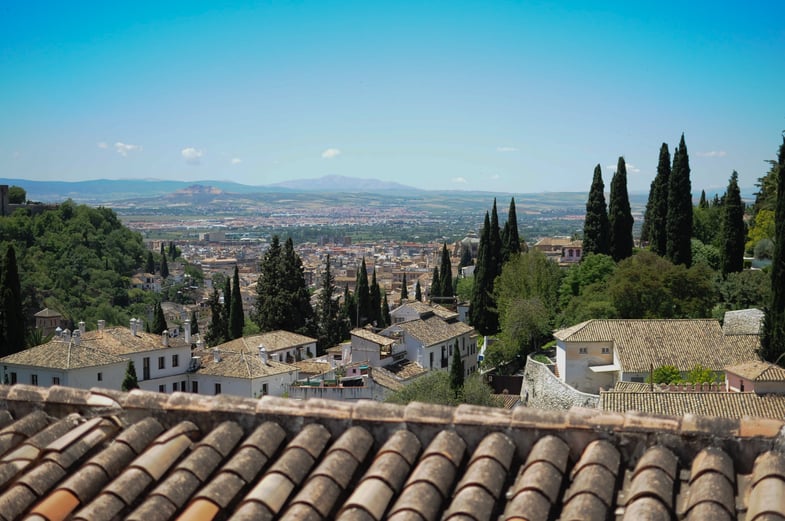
left=1, top=1, right=783, bottom=194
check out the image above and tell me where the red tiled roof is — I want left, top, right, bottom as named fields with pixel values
left=0, top=384, right=785, bottom=519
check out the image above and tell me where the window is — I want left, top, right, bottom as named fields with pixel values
left=601, top=347, right=610, bottom=354
left=191, top=381, right=199, bottom=393
left=143, top=357, right=150, bottom=380
left=214, top=383, right=222, bottom=395
left=158, top=384, right=166, bottom=393
left=173, top=381, right=178, bottom=392
left=158, top=356, right=165, bottom=370
left=31, top=374, right=38, bottom=386
left=262, top=383, right=268, bottom=395
left=10, top=372, right=17, bottom=384
left=172, top=354, right=179, bottom=367
left=578, top=347, right=588, bottom=354
left=97, top=372, right=103, bottom=381
left=181, top=380, right=186, bottom=391
left=52, top=377, right=60, bottom=385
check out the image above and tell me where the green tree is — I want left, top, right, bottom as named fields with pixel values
left=438, top=242, right=453, bottom=299
left=470, top=211, right=499, bottom=335
left=400, top=273, right=409, bottom=300
left=667, top=133, right=693, bottom=266
left=558, top=253, right=616, bottom=308
left=8, top=185, right=26, bottom=204
left=643, top=144, right=671, bottom=255
left=342, top=284, right=357, bottom=328
left=205, top=288, right=226, bottom=346
left=609, top=157, right=634, bottom=262
left=0, top=245, right=26, bottom=355
left=369, top=269, right=382, bottom=326
left=685, top=365, right=719, bottom=384
left=449, top=347, right=465, bottom=397
left=386, top=371, right=499, bottom=407
left=747, top=209, right=775, bottom=255
left=381, top=294, right=391, bottom=327
left=160, top=252, right=169, bottom=279
left=489, top=199, right=503, bottom=277
left=430, top=266, right=441, bottom=299
left=583, top=164, right=611, bottom=256
left=649, top=365, right=681, bottom=385
left=316, top=254, right=347, bottom=352
left=459, top=244, right=473, bottom=269
left=221, top=276, right=232, bottom=340
left=355, top=258, right=371, bottom=326
left=145, top=251, right=155, bottom=274
left=229, top=265, right=244, bottom=340
left=151, top=301, right=167, bottom=335
left=121, top=360, right=139, bottom=391
left=280, top=237, right=315, bottom=335
left=501, top=197, right=521, bottom=262
left=415, top=280, right=422, bottom=301
left=762, top=135, right=785, bottom=364
left=720, top=171, right=746, bottom=275
left=190, top=309, right=199, bottom=335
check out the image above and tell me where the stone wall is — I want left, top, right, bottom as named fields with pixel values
left=521, top=355, right=599, bottom=410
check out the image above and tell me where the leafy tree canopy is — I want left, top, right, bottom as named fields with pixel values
left=386, top=371, right=500, bottom=408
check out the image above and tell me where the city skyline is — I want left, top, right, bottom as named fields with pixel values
left=1, top=1, right=783, bottom=194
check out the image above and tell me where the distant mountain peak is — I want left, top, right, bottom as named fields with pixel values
left=270, top=175, right=420, bottom=192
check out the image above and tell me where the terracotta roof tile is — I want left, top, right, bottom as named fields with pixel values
left=3, top=384, right=785, bottom=519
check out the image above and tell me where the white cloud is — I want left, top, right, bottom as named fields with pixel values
left=451, top=176, right=467, bottom=184
left=489, top=173, right=501, bottom=180
left=496, top=146, right=518, bottom=152
left=182, top=147, right=204, bottom=165
left=231, top=157, right=242, bottom=165
left=114, top=142, right=141, bottom=157
left=97, top=142, right=108, bottom=149
left=606, top=163, right=640, bottom=174
left=321, top=148, right=341, bottom=159
left=697, top=150, right=727, bottom=158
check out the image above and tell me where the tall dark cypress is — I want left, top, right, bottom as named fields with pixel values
left=229, top=265, right=244, bottom=339
left=415, top=280, right=422, bottom=301
left=470, top=211, right=499, bottom=335
left=583, top=164, right=610, bottom=256
left=400, top=272, right=409, bottom=300
left=720, top=171, right=745, bottom=275
left=438, top=243, right=453, bottom=298
left=609, top=157, right=634, bottom=262
left=666, top=134, right=693, bottom=266
left=152, top=301, right=168, bottom=335
left=762, top=136, right=785, bottom=364
left=369, top=269, right=382, bottom=326
left=489, top=199, right=503, bottom=277
left=0, top=245, right=25, bottom=355
left=430, top=267, right=441, bottom=299
left=501, top=197, right=521, bottom=262
left=644, top=144, right=671, bottom=256
left=356, top=258, right=371, bottom=326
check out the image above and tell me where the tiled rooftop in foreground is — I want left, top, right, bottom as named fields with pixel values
left=1, top=384, right=785, bottom=520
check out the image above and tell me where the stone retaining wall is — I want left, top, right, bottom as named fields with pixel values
left=521, top=355, right=599, bottom=409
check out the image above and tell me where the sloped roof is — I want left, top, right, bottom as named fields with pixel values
left=350, top=328, right=395, bottom=346
left=553, top=319, right=760, bottom=372
left=0, top=341, right=126, bottom=370
left=723, top=308, right=765, bottom=335
left=33, top=308, right=62, bottom=318
left=396, top=315, right=474, bottom=347
left=214, top=330, right=317, bottom=353
left=193, top=344, right=298, bottom=379
left=392, top=301, right=460, bottom=322
left=1, top=384, right=785, bottom=519
left=725, top=360, right=785, bottom=382
left=600, top=390, right=785, bottom=419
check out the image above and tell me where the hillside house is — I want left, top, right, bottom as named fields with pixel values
left=211, top=330, right=318, bottom=364
left=725, top=361, right=785, bottom=394
left=33, top=308, right=65, bottom=337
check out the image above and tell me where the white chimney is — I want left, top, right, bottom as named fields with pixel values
left=259, top=344, right=268, bottom=365
left=78, top=321, right=86, bottom=336
left=63, top=329, right=71, bottom=344
left=196, top=338, right=205, bottom=350
left=73, top=331, right=81, bottom=345
left=55, top=326, right=62, bottom=339
left=184, top=319, right=192, bottom=344
left=130, top=318, right=137, bottom=336
left=162, top=330, right=169, bottom=347
left=97, top=320, right=105, bottom=332
left=213, top=346, right=221, bottom=363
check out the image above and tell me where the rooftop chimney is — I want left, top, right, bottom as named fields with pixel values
left=130, top=318, right=137, bottom=336
left=259, top=344, right=268, bottom=365
left=73, top=330, right=81, bottom=345
left=55, top=326, right=62, bottom=339
left=63, top=329, right=71, bottom=344
left=162, top=330, right=169, bottom=347
left=78, top=321, right=86, bottom=336
left=97, top=320, right=105, bottom=333
left=184, top=319, right=192, bottom=344
left=213, top=346, right=221, bottom=363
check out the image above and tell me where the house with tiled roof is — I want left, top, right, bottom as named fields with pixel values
left=214, top=330, right=317, bottom=364
left=0, top=320, right=192, bottom=394
left=384, top=315, right=479, bottom=377
left=32, top=308, right=64, bottom=337
left=390, top=300, right=459, bottom=324
left=188, top=342, right=299, bottom=398
left=725, top=360, right=785, bottom=394
left=553, top=318, right=761, bottom=394
left=3, top=383, right=785, bottom=519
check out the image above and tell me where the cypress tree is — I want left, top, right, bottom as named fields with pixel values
left=121, top=360, right=139, bottom=391
left=449, top=345, right=464, bottom=397
left=415, top=280, right=422, bottom=301
left=160, top=252, right=169, bottom=279
left=281, top=237, right=315, bottom=335
left=699, top=190, right=709, bottom=209
left=206, top=288, right=225, bottom=346
left=666, top=134, right=693, bottom=266
left=381, top=294, right=391, bottom=327
left=430, top=267, right=441, bottom=300
left=489, top=199, right=503, bottom=277
left=644, top=144, right=671, bottom=256
left=229, top=265, right=244, bottom=339
left=400, top=273, right=409, bottom=300
left=356, top=258, right=370, bottom=326
left=762, top=135, right=785, bottom=364
left=501, top=197, right=521, bottom=262
left=369, top=269, right=382, bottom=326
left=152, top=301, right=167, bottom=335
left=342, top=284, right=357, bottom=328
left=470, top=211, right=499, bottom=335
left=609, top=157, right=634, bottom=262
left=720, top=171, right=745, bottom=275
left=583, top=164, right=611, bottom=256
left=190, top=310, right=199, bottom=335
left=222, top=275, right=232, bottom=340
left=145, top=251, right=155, bottom=274
left=316, top=254, right=345, bottom=352
left=0, top=245, right=25, bottom=356
left=459, top=244, right=473, bottom=269
left=439, top=243, right=453, bottom=299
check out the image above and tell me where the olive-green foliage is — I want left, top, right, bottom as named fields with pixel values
left=761, top=136, right=785, bottom=364
left=8, top=186, right=26, bottom=204
left=0, top=201, right=148, bottom=328
left=386, top=371, right=501, bottom=407
left=648, top=365, right=681, bottom=385
left=691, top=239, right=721, bottom=271
left=685, top=365, right=721, bottom=384
left=121, top=360, right=139, bottom=391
